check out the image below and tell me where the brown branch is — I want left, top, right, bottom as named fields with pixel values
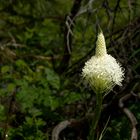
left=2, top=87, right=18, bottom=140
left=111, top=0, right=121, bottom=33
left=52, top=120, right=71, bottom=140
left=51, top=113, right=93, bottom=140
left=123, top=108, right=138, bottom=140
left=58, top=0, right=83, bottom=74
left=119, top=93, right=138, bottom=140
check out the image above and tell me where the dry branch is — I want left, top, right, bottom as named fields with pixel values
left=52, top=120, right=71, bottom=140
left=58, top=0, right=82, bottom=73
left=51, top=114, right=94, bottom=140
left=119, top=93, right=138, bottom=140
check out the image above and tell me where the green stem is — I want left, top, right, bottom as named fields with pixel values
left=88, top=92, right=103, bottom=140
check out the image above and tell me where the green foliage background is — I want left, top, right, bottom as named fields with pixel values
left=0, top=0, right=140, bottom=139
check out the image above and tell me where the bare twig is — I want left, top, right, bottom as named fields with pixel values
left=52, top=114, right=94, bottom=140
left=52, top=120, right=71, bottom=140
left=111, top=0, right=121, bottom=33
left=76, top=0, right=97, bottom=17
left=58, top=0, right=82, bottom=73
left=119, top=94, right=138, bottom=140
left=2, top=87, right=18, bottom=140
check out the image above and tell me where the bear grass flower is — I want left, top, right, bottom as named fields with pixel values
left=82, top=30, right=124, bottom=95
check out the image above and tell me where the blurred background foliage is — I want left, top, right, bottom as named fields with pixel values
left=0, top=0, right=140, bottom=139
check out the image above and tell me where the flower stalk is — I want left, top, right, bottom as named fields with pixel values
left=82, top=28, right=124, bottom=140
left=88, top=91, right=103, bottom=140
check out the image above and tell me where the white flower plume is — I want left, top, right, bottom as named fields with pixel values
left=82, top=30, right=124, bottom=94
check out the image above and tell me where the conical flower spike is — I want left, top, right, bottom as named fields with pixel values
left=95, top=30, right=107, bottom=56
left=82, top=30, right=124, bottom=94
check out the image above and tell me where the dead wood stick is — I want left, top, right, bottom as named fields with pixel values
left=52, top=120, right=71, bottom=140
left=51, top=114, right=93, bottom=140
left=119, top=94, right=138, bottom=140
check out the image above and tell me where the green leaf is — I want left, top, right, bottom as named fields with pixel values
left=64, top=92, right=82, bottom=104
left=28, top=108, right=42, bottom=117
left=7, top=83, right=16, bottom=92
left=16, top=59, right=27, bottom=67
left=0, top=104, right=5, bottom=120
left=1, top=65, right=10, bottom=73
left=45, top=68, right=60, bottom=90
left=49, top=96, right=60, bottom=111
